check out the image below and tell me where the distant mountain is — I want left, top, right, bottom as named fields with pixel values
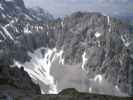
left=28, top=7, right=54, bottom=23
left=0, top=0, right=133, bottom=97
left=113, top=12, right=133, bottom=25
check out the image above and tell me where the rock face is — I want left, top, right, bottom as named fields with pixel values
left=0, top=64, right=41, bottom=97
left=0, top=0, right=133, bottom=96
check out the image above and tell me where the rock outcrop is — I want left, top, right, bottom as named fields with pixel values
left=0, top=65, right=41, bottom=97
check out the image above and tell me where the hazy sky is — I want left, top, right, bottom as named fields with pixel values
left=23, top=0, right=133, bottom=17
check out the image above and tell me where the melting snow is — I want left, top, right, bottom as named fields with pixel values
left=94, top=74, right=103, bottom=84
left=61, top=21, right=64, bottom=28
left=89, top=87, right=92, bottom=93
left=11, top=47, right=65, bottom=94
left=121, top=35, right=130, bottom=47
left=0, top=4, right=4, bottom=10
left=56, top=50, right=64, bottom=65
left=115, top=85, right=120, bottom=92
left=41, top=90, right=45, bottom=94
left=107, top=16, right=110, bottom=25
left=5, top=20, right=15, bottom=28
left=81, top=52, right=88, bottom=71
left=24, top=24, right=32, bottom=34
left=107, top=16, right=111, bottom=32
left=95, top=32, right=102, bottom=38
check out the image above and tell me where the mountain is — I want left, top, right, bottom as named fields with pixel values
left=0, top=64, right=41, bottom=97
left=0, top=0, right=133, bottom=97
left=113, top=12, right=133, bottom=25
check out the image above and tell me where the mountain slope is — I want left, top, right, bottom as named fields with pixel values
left=0, top=64, right=41, bottom=97
left=0, top=0, right=133, bottom=97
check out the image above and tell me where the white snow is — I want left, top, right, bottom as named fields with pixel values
left=81, top=52, right=88, bottom=71
left=56, top=50, right=64, bottom=65
left=89, top=87, right=92, bottom=93
left=11, top=47, right=65, bottom=94
left=121, top=35, right=130, bottom=47
left=94, top=74, right=103, bottom=84
left=61, top=21, right=64, bottom=28
left=107, top=16, right=111, bottom=32
left=0, top=4, right=4, bottom=10
left=12, top=48, right=58, bottom=94
left=12, top=60, right=22, bottom=68
left=39, top=26, right=43, bottom=30
left=41, top=90, right=45, bottom=94
left=35, top=26, right=39, bottom=32
left=95, top=32, right=102, bottom=38
left=107, top=16, right=110, bottom=25
left=27, top=48, right=58, bottom=94
left=5, top=20, right=15, bottom=28
left=97, top=41, right=101, bottom=47
left=115, top=85, right=120, bottom=92
left=1, top=26, right=14, bottom=40
left=24, top=24, right=32, bottom=34
left=124, top=42, right=130, bottom=47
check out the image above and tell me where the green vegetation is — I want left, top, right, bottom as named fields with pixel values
left=15, top=88, right=132, bottom=100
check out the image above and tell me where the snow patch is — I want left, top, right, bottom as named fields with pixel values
left=5, top=20, right=15, bottom=28
left=56, top=50, right=64, bottom=65
left=0, top=4, right=4, bottom=10
left=41, top=90, right=45, bottom=94
left=81, top=52, right=88, bottom=71
left=61, top=21, right=64, bottom=28
left=121, top=35, right=130, bottom=47
left=95, top=32, right=102, bottom=38
left=107, top=16, right=110, bottom=25
left=11, top=47, right=65, bottom=94
left=12, top=48, right=58, bottom=94
left=107, top=16, right=111, bottom=32
left=24, top=24, right=32, bottom=34
left=89, top=87, right=92, bottom=93
left=115, top=85, right=120, bottom=92
left=94, top=74, right=103, bottom=84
